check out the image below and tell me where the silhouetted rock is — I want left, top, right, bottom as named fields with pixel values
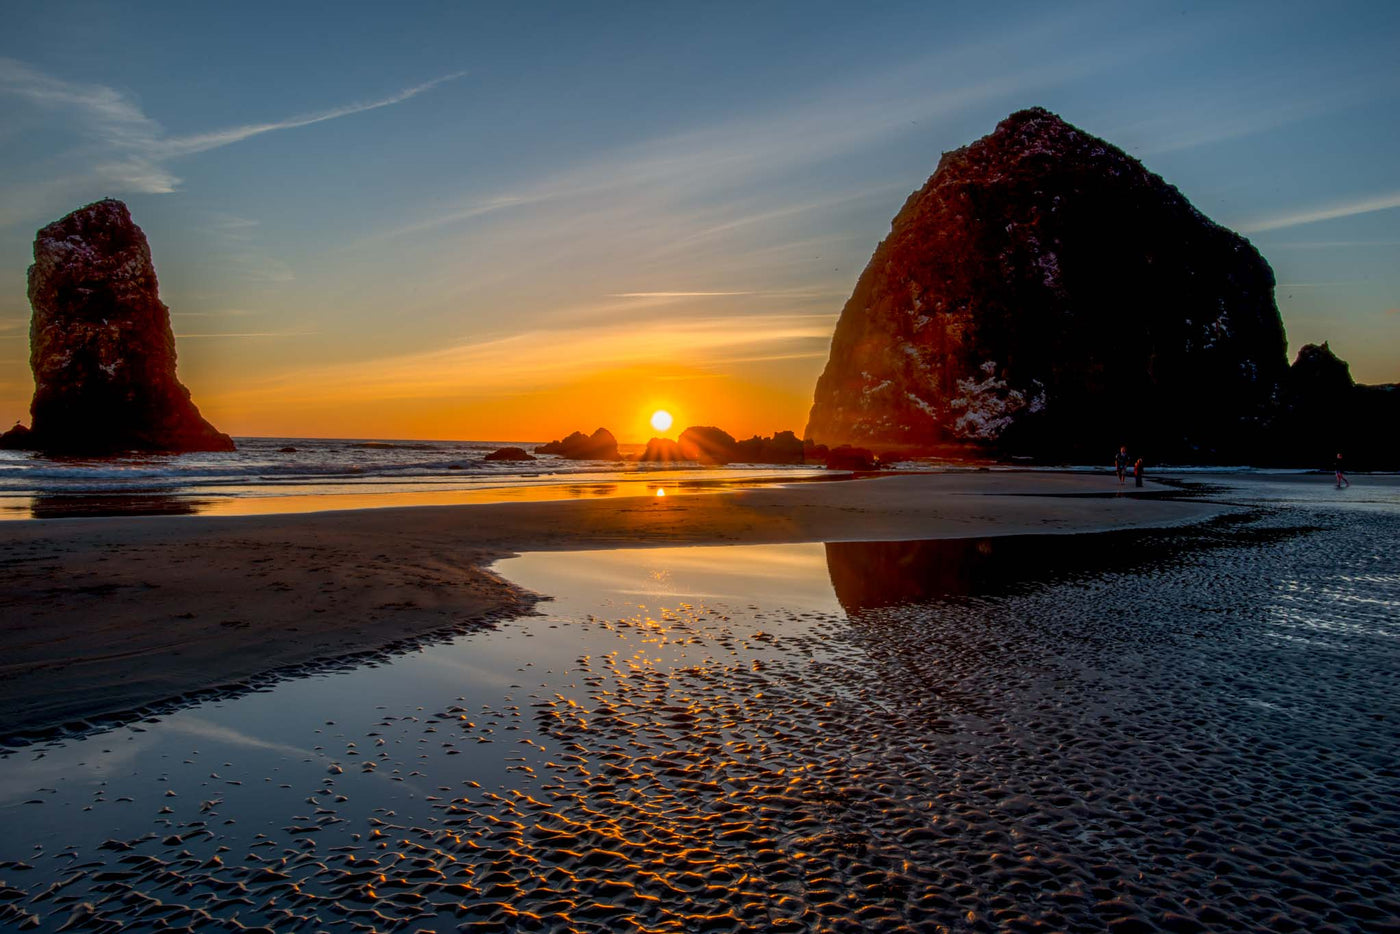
left=1289, top=342, right=1354, bottom=400
left=638, top=437, right=685, bottom=462
left=14, top=199, right=234, bottom=455
left=277, top=446, right=298, bottom=453
left=640, top=428, right=813, bottom=465
left=534, top=428, right=621, bottom=460
left=1281, top=343, right=1400, bottom=469
left=677, top=426, right=738, bottom=464
left=732, top=429, right=806, bottom=465
left=483, top=446, right=536, bottom=462
left=1350, top=384, right=1400, bottom=470
left=825, top=445, right=879, bottom=470
left=0, top=423, right=34, bottom=449
left=805, top=108, right=1287, bottom=463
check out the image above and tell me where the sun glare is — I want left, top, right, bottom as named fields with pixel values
left=650, top=409, right=673, bottom=432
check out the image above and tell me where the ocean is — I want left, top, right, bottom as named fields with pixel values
left=0, top=436, right=828, bottom=519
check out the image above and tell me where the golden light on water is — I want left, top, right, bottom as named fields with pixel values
left=650, top=409, right=673, bottom=432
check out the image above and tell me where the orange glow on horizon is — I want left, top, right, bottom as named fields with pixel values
left=183, top=362, right=815, bottom=444
left=152, top=310, right=829, bottom=444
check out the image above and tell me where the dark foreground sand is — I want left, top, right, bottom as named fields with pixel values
left=0, top=472, right=1221, bottom=737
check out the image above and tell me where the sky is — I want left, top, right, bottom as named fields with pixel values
left=1, top=0, right=1397, bottom=443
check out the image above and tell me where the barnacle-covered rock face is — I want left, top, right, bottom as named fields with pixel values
left=805, top=107, right=1288, bottom=462
left=19, top=199, right=233, bottom=454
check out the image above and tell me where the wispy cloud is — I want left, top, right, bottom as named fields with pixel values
left=164, top=716, right=319, bottom=760
left=1115, top=79, right=1373, bottom=158
left=611, top=291, right=755, bottom=298
left=355, top=194, right=546, bottom=244
left=0, top=57, right=174, bottom=198
left=367, top=16, right=1149, bottom=251
left=175, top=330, right=317, bottom=338
left=189, top=212, right=298, bottom=283
left=1240, top=190, right=1400, bottom=233
left=157, top=72, right=464, bottom=157
left=1261, top=239, right=1400, bottom=249
left=319, top=26, right=1145, bottom=353
left=0, top=58, right=465, bottom=225
left=219, top=312, right=836, bottom=407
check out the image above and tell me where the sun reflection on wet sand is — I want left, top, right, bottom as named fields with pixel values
left=0, top=467, right=832, bottom=520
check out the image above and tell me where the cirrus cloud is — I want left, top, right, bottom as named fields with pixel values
left=0, top=57, right=464, bottom=226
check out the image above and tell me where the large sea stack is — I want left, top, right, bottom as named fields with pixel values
left=805, top=108, right=1288, bottom=462
left=2, top=199, right=233, bottom=454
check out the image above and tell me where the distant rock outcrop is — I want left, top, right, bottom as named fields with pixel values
left=483, top=446, right=536, bottom=462
left=805, top=108, right=1288, bottom=463
left=668, top=427, right=813, bottom=465
left=5, top=199, right=233, bottom=455
left=637, top=429, right=812, bottom=465
left=638, top=437, right=685, bottom=462
left=732, top=430, right=806, bottom=465
left=535, top=428, right=621, bottom=460
left=677, top=426, right=738, bottom=464
left=1280, top=343, right=1400, bottom=469
left=0, top=423, right=34, bottom=450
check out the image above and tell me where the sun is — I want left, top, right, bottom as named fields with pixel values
left=650, top=409, right=673, bottom=432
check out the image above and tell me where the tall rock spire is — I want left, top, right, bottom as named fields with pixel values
left=20, top=199, right=234, bottom=454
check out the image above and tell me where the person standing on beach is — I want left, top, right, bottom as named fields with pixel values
left=1115, top=445, right=1130, bottom=485
left=1134, top=457, right=1144, bottom=487
left=1335, top=452, right=1349, bottom=489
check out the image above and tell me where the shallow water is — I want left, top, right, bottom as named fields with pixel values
left=0, top=436, right=830, bottom=520
left=0, top=480, right=1397, bottom=932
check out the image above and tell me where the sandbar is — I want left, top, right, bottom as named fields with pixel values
left=0, top=471, right=1224, bottom=738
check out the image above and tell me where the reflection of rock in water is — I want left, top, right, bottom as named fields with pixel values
left=826, top=538, right=997, bottom=612
left=824, top=517, right=1304, bottom=613
left=29, top=493, right=204, bottom=519
left=825, top=534, right=1130, bottom=613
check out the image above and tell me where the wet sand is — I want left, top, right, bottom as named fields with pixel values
left=0, top=471, right=1222, bottom=739
left=0, top=493, right=1395, bottom=933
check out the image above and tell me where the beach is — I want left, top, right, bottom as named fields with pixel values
left=2, top=470, right=1397, bottom=933
left=0, top=470, right=1222, bottom=739
left=5, top=5, right=1399, bottom=930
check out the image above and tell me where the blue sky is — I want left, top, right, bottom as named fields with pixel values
left=1, top=0, right=1397, bottom=440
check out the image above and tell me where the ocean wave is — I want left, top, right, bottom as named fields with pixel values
left=0, top=438, right=816, bottom=498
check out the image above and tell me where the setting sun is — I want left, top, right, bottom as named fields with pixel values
left=650, top=409, right=674, bottom=432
